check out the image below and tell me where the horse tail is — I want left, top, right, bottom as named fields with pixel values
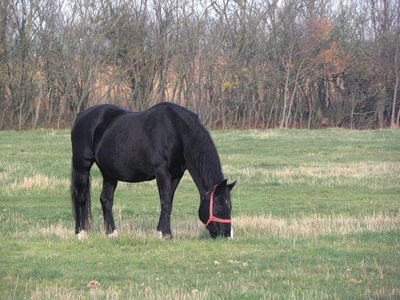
left=71, top=164, right=92, bottom=232
left=82, top=176, right=92, bottom=228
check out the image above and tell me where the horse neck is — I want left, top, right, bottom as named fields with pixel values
left=185, top=137, right=224, bottom=195
left=188, top=160, right=224, bottom=196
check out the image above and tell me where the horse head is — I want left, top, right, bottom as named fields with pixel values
left=199, top=179, right=236, bottom=238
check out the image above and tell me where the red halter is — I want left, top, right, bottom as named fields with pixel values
left=204, top=184, right=232, bottom=229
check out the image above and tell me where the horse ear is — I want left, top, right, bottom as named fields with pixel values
left=215, top=179, right=236, bottom=193
left=228, top=180, right=236, bottom=190
left=215, top=179, right=228, bottom=194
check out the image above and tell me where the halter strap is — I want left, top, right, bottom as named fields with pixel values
left=204, top=184, right=232, bottom=229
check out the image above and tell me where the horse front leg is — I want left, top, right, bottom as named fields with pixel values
left=100, top=176, right=118, bottom=236
left=156, top=171, right=172, bottom=238
left=156, top=170, right=184, bottom=239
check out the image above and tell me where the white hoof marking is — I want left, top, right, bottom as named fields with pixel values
left=109, top=230, right=118, bottom=238
left=77, top=230, right=87, bottom=240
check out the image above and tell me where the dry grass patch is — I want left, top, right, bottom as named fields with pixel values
left=1, top=173, right=70, bottom=196
left=233, top=213, right=400, bottom=240
left=275, top=162, right=400, bottom=179
left=247, top=130, right=282, bottom=139
left=1, top=214, right=74, bottom=239
left=32, top=222, right=74, bottom=239
left=26, top=282, right=221, bottom=300
left=226, top=161, right=400, bottom=188
left=4, top=210, right=398, bottom=242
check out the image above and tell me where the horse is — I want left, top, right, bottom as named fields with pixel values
left=71, top=102, right=236, bottom=239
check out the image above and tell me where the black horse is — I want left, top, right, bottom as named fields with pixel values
left=71, top=102, right=236, bottom=239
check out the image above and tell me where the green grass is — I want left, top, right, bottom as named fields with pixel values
left=0, top=129, right=399, bottom=299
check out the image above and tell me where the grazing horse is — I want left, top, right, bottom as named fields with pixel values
left=71, top=102, right=236, bottom=239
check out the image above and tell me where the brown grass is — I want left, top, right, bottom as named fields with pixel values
left=2, top=210, right=398, bottom=242
left=224, top=161, right=400, bottom=188
left=233, top=213, right=400, bottom=240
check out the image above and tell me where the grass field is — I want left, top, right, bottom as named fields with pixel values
left=0, top=129, right=399, bottom=299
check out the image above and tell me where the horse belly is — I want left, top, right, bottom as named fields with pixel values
left=96, top=153, right=155, bottom=182
left=95, top=133, right=155, bottom=182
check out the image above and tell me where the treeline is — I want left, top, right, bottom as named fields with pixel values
left=0, top=0, right=399, bottom=130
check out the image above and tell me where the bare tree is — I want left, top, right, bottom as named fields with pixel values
left=1, top=0, right=399, bottom=130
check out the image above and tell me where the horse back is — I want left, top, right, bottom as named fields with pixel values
left=89, top=103, right=201, bottom=182
left=146, top=103, right=203, bottom=137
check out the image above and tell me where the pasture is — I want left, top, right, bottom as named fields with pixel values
left=0, top=129, right=399, bottom=299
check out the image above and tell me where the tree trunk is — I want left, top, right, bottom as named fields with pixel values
left=391, top=37, right=399, bottom=127
left=32, top=74, right=43, bottom=130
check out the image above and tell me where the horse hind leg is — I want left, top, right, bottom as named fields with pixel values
left=71, top=166, right=92, bottom=237
left=100, top=176, right=118, bottom=236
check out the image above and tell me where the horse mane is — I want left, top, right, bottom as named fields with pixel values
left=182, top=111, right=224, bottom=190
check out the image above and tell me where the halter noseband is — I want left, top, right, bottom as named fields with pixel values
left=203, top=184, right=232, bottom=229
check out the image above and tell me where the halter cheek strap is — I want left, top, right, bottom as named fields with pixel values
left=204, top=184, right=232, bottom=229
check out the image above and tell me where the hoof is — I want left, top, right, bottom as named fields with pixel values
left=108, top=230, right=118, bottom=238
left=77, top=230, right=87, bottom=240
left=163, top=234, right=172, bottom=240
left=157, top=231, right=172, bottom=240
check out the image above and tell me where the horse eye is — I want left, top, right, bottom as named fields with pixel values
left=226, top=200, right=232, bottom=210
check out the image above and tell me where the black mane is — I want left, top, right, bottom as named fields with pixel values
left=184, top=115, right=224, bottom=192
